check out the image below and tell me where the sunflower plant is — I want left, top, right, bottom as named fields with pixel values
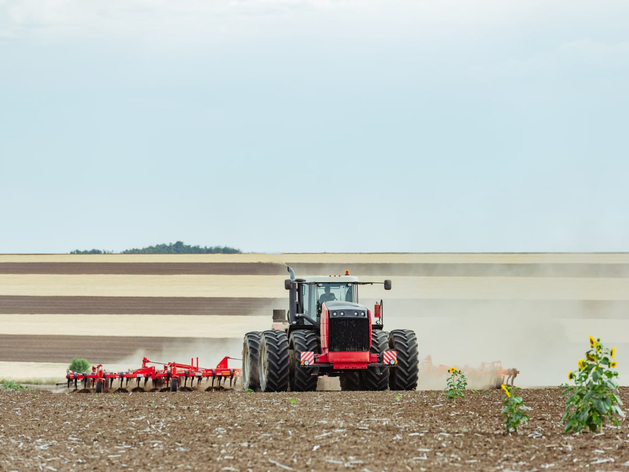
left=501, top=384, right=531, bottom=433
left=445, top=367, right=467, bottom=400
left=562, top=336, right=624, bottom=433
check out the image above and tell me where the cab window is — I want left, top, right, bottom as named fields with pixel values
left=316, top=284, right=355, bottom=304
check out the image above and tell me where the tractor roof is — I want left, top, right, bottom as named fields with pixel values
left=299, top=275, right=360, bottom=283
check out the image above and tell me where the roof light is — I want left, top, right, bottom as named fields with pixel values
left=345, top=270, right=350, bottom=275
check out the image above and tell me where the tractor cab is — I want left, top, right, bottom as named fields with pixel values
left=297, top=277, right=359, bottom=326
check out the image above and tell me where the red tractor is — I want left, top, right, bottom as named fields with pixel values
left=242, top=267, right=419, bottom=392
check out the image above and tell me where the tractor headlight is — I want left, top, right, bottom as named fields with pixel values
left=332, top=312, right=337, bottom=317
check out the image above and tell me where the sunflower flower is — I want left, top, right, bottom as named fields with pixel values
left=578, top=359, right=586, bottom=370
left=568, top=371, right=575, bottom=381
left=611, top=361, right=617, bottom=368
left=501, top=384, right=511, bottom=397
left=611, top=347, right=616, bottom=359
left=589, top=335, right=596, bottom=348
left=448, top=367, right=456, bottom=374
left=587, top=353, right=596, bottom=362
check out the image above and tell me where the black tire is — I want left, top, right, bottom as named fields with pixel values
left=289, top=330, right=319, bottom=392
left=242, top=331, right=262, bottom=391
left=95, top=380, right=103, bottom=394
left=339, top=372, right=361, bottom=391
left=389, top=329, right=419, bottom=391
left=170, top=378, right=178, bottom=392
left=362, top=330, right=390, bottom=391
left=259, top=330, right=290, bottom=392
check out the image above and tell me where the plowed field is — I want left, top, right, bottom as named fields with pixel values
left=1, top=388, right=628, bottom=471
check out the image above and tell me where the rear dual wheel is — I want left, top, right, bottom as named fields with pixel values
left=362, top=330, right=390, bottom=391
left=242, top=332, right=262, bottom=391
left=339, top=372, right=361, bottom=391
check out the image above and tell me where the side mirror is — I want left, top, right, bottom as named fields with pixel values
left=384, top=280, right=392, bottom=290
left=284, top=279, right=292, bottom=290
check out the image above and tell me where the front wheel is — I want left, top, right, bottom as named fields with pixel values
left=389, top=329, right=419, bottom=390
left=259, top=330, right=290, bottom=392
left=289, top=330, right=319, bottom=392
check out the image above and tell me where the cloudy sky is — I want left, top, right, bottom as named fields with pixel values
left=1, top=0, right=628, bottom=253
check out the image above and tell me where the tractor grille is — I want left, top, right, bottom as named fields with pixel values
left=328, top=318, right=370, bottom=352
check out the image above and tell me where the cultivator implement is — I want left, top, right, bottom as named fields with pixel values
left=469, top=361, right=519, bottom=388
left=64, top=356, right=241, bottom=393
left=419, top=356, right=519, bottom=389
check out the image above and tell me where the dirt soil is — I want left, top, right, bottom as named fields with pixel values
left=1, top=388, right=628, bottom=472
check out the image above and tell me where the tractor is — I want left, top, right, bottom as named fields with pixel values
left=242, top=267, right=419, bottom=392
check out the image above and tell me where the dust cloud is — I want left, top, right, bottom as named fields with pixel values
left=307, top=261, right=629, bottom=388
left=108, top=338, right=244, bottom=375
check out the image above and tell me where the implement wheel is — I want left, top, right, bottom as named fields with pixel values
left=95, top=380, right=103, bottom=394
left=259, top=330, right=290, bottom=392
left=388, top=329, right=419, bottom=391
left=170, top=378, right=178, bottom=392
left=242, top=331, right=262, bottom=391
left=362, top=330, right=390, bottom=391
left=289, top=330, right=319, bottom=392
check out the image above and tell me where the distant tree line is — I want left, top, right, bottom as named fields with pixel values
left=123, top=241, right=241, bottom=254
left=70, top=249, right=113, bottom=254
left=70, top=241, right=241, bottom=255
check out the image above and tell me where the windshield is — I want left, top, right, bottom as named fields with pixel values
left=317, top=283, right=356, bottom=304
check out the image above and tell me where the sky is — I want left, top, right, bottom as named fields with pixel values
left=1, top=0, right=628, bottom=253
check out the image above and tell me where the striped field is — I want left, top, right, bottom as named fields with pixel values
left=0, top=253, right=627, bottom=386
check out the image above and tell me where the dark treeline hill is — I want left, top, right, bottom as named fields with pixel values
left=70, top=249, right=112, bottom=254
left=71, top=241, right=241, bottom=254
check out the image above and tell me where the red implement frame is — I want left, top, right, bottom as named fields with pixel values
left=65, top=356, right=241, bottom=391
